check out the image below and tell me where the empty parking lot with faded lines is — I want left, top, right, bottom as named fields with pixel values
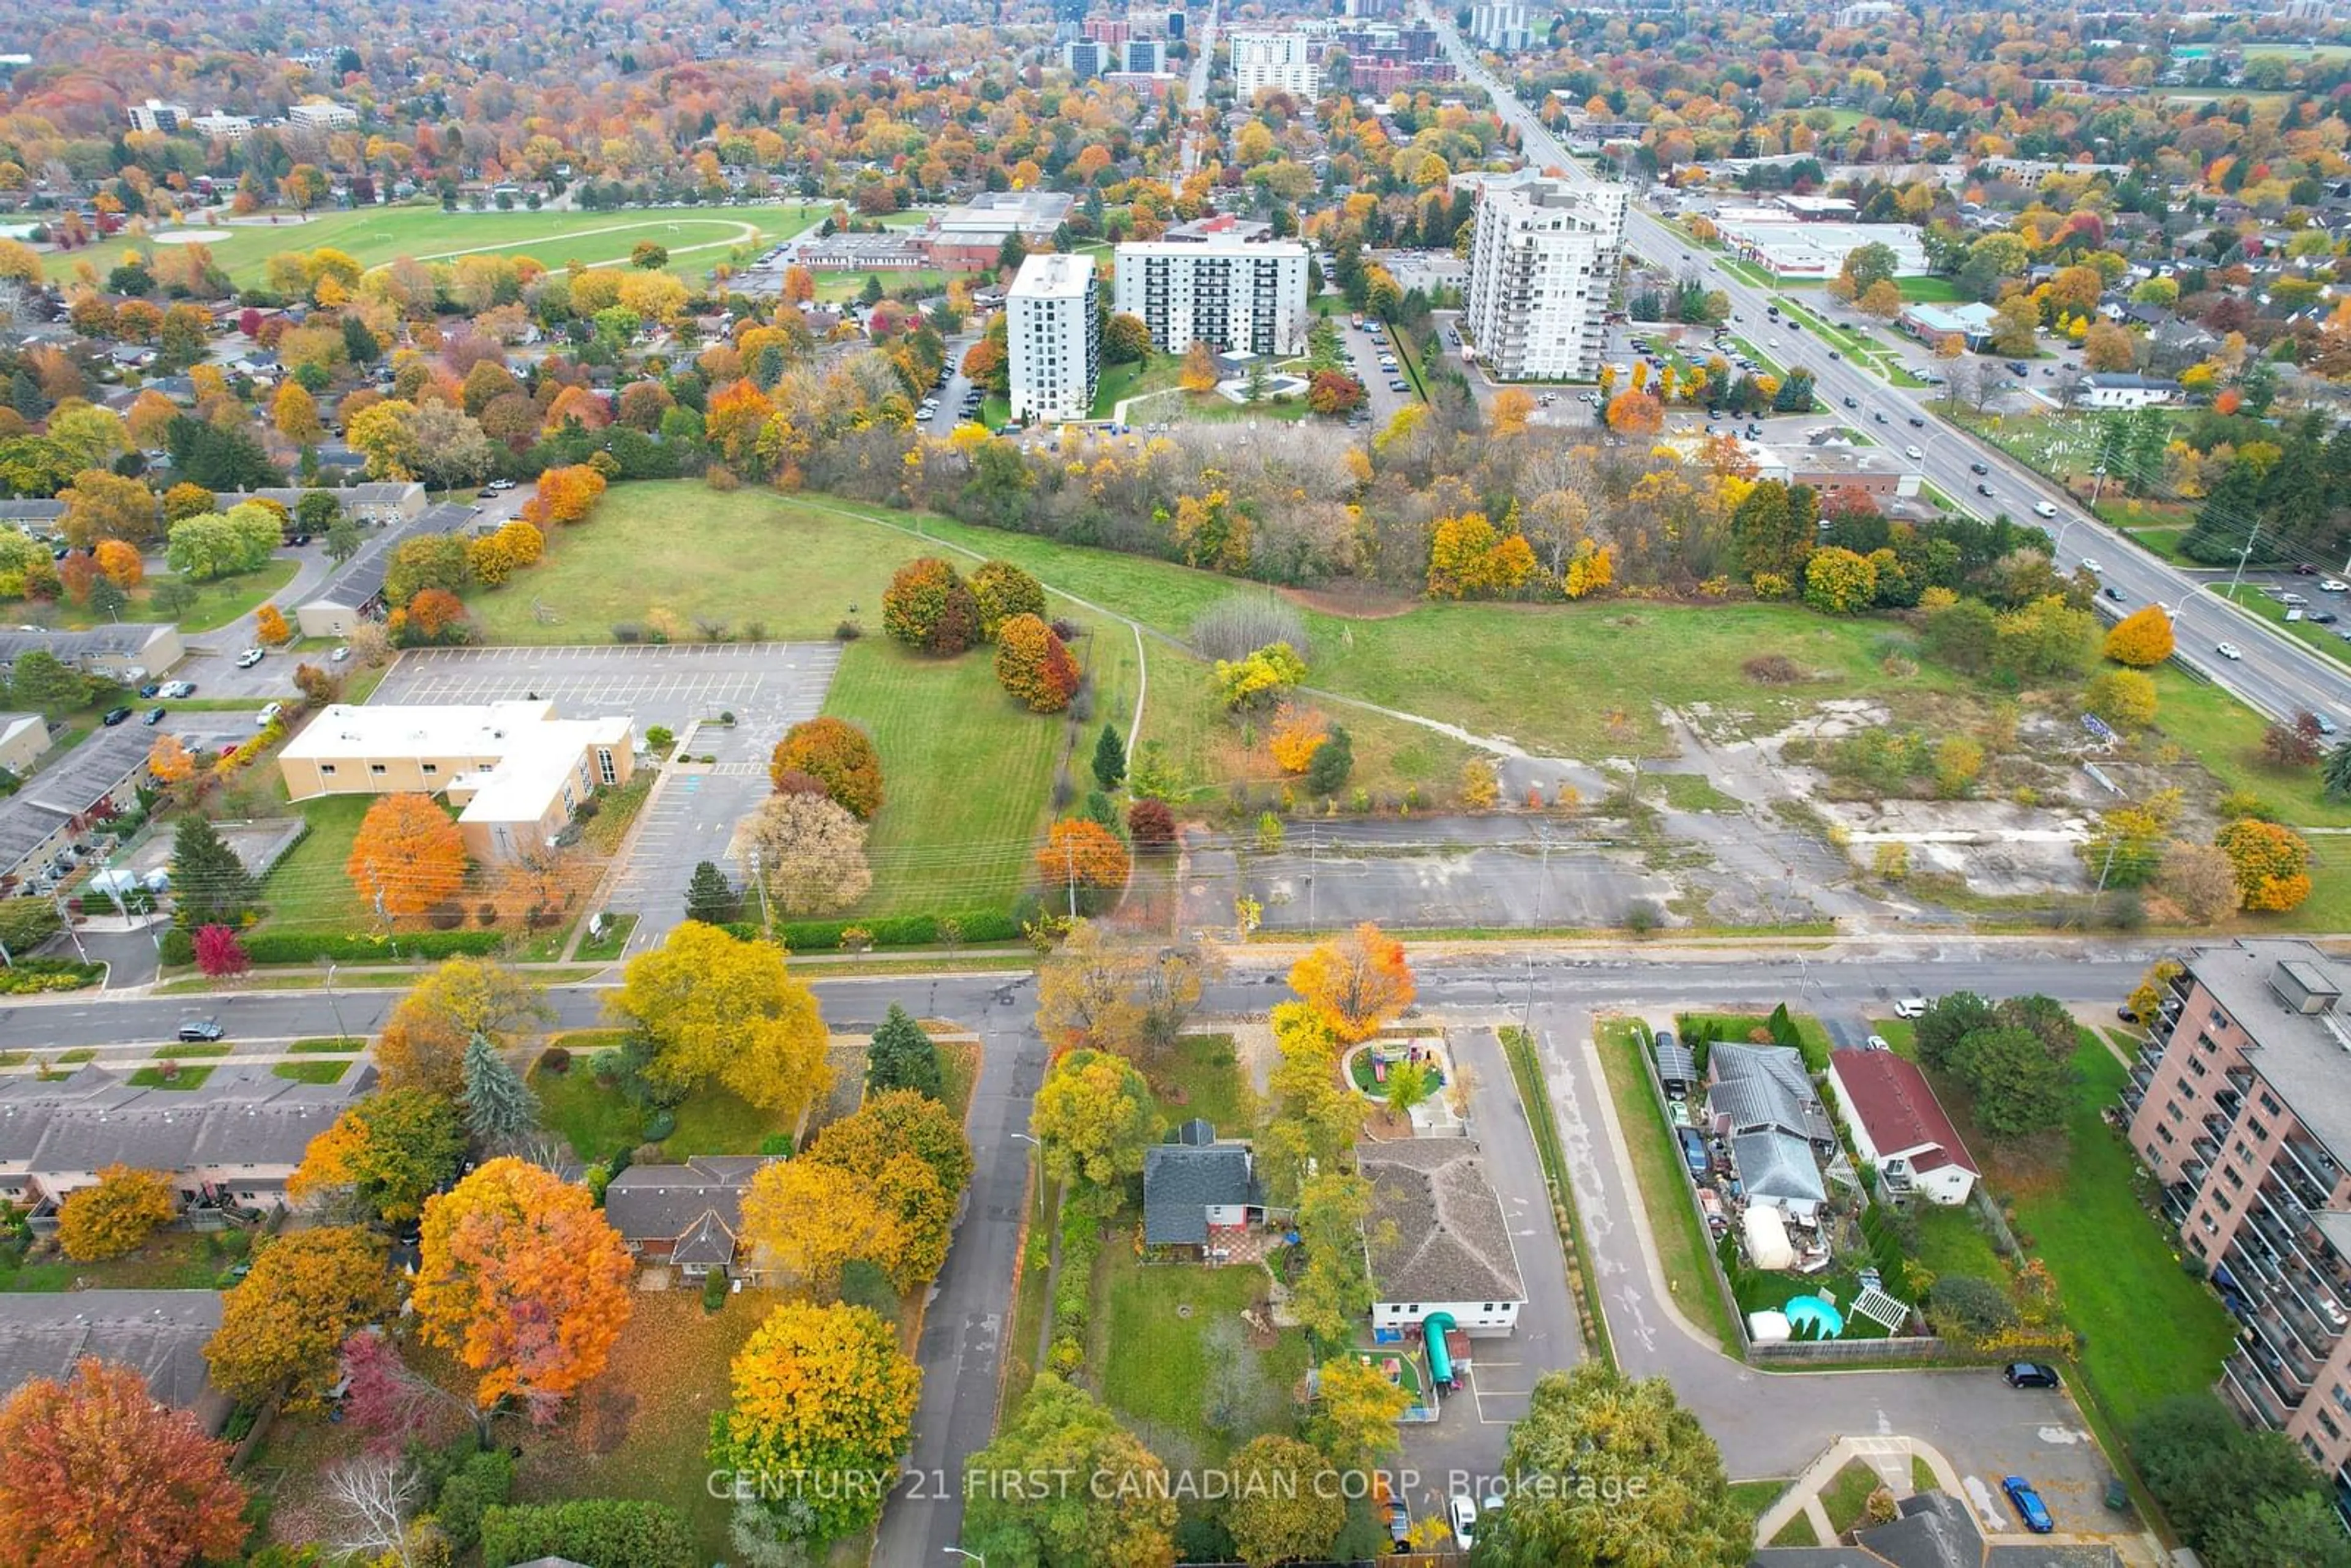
left=367, top=643, right=839, bottom=735
left=369, top=643, right=840, bottom=946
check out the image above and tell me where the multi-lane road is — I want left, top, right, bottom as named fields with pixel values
left=1423, top=10, right=2351, bottom=730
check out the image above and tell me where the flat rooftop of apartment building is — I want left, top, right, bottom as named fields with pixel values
left=2193, top=940, right=2351, bottom=1160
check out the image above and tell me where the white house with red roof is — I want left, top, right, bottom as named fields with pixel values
left=1827, top=1049, right=1981, bottom=1206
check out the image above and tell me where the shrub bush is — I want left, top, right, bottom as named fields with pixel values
left=642, top=1109, right=677, bottom=1142
left=0, top=959, right=106, bottom=994
left=540, top=1046, right=572, bottom=1075
left=479, top=1499, right=697, bottom=1568
left=239, top=929, right=504, bottom=964
left=701, top=1269, right=727, bottom=1313
left=722, top=910, right=1018, bottom=951
left=159, top=926, right=194, bottom=967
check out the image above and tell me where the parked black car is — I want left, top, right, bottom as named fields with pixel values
left=2004, top=1362, right=2061, bottom=1389
left=100, top=706, right=132, bottom=726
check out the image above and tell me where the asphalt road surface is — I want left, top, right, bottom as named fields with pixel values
left=1422, top=8, right=2351, bottom=730
left=0, top=943, right=2169, bottom=1548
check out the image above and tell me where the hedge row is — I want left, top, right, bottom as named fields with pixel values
left=240, top=929, right=508, bottom=964
left=714, top=910, right=1019, bottom=951
left=0, top=959, right=104, bottom=994
left=481, top=1499, right=694, bottom=1568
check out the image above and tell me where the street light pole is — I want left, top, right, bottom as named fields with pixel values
left=318, top=958, right=351, bottom=1045
left=944, top=1550, right=986, bottom=1567
left=1010, top=1132, right=1043, bottom=1227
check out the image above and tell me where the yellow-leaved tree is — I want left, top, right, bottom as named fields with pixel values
left=709, top=1302, right=922, bottom=1544
left=2102, top=603, right=2175, bottom=667
left=56, top=1165, right=176, bottom=1261
left=1288, top=921, right=1416, bottom=1043
left=609, top=921, right=834, bottom=1119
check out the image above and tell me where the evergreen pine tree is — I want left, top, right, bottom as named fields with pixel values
left=10, top=368, right=45, bottom=424
left=460, top=1032, right=539, bottom=1148
left=865, top=1003, right=942, bottom=1100
left=1091, top=722, right=1127, bottom=791
left=1305, top=726, right=1354, bottom=796
left=171, top=814, right=256, bottom=926
left=684, top=859, right=739, bottom=925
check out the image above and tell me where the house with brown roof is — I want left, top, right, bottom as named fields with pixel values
left=1358, top=1138, right=1526, bottom=1339
left=1828, top=1049, right=1980, bottom=1206
left=601, top=1155, right=773, bottom=1279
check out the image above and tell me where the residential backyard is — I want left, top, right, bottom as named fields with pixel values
left=530, top=1030, right=793, bottom=1162
left=2011, top=1036, right=2239, bottom=1428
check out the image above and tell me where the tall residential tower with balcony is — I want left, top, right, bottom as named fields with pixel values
left=2123, top=940, right=2351, bottom=1498
left=1461, top=174, right=1627, bottom=383
left=1007, top=252, right=1101, bottom=425
left=1112, top=238, right=1310, bottom=358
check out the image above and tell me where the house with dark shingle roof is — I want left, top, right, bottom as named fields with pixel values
left=1359, top=1138, right=1526, bottom=1339
left=1142, top=1128, right=1264, bottom=1256
left=602, top=1155, right=774, bottom=1279
left=1752, top=1489, right=2121, bottom=1568
left=0, top=1061, right=372, bottom=1214
left=0, top=1290, right=233, bottom=1434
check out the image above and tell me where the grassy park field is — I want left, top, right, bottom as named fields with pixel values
left=110, top=201, right=875, bottom=287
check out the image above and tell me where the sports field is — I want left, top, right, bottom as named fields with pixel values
left=110, top=201, right=916, bottom=286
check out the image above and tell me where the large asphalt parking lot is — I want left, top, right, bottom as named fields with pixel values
left=366, top=642, right=839, bottom=736
left=368, top=642, right=840, bottom=947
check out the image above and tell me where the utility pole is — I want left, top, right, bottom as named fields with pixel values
left=318, top=958, right=351, bottom=1045
left=51, top=891, right=87, bottom=962
left=1063, top=836, right=1078, bottom=922
left=1305, top=828, right=1316, bottom=931
left=370, top=875, right=397, bottom=962
left=2227, top=523, right=2262, bottom=602
left=748, top=846, right=769, bottom=935
left=1534, top=825, right=1553, bottom=928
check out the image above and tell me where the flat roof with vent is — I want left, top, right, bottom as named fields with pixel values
left=2192, top=941, right=2351, bottom=1164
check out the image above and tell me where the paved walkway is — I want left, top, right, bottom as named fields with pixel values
left=1752, top=1435, right=1963, bottom=1546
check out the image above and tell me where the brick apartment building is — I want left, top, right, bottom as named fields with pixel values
left=2123, top=939, right=2351, bottom=1495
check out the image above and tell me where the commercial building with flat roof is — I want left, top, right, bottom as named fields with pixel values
left=1114, top=238, right=1310, bottom=357
left=1007, top=252, right=1101, bottom=424
left=2123, top=940, right=2351, bottom=1491
left=1462, top=173, right=1627, bottom=381
left=1897, top=299, right=2001, bottom=350
left=1709, top=211, right=1929, bottom=279
left=278, top=700, right=635, bottom=864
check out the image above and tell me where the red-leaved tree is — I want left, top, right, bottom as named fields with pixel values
left=193, top=924, right=249, bottom=978
left=0, top=1357, right=250, bottom=1567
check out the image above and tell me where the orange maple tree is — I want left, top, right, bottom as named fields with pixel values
left=1288, top=921, right=1417, bottom=1043
left=347, top=793, right=469, bottom=917
left=146, top=733, right=194, bottom=787
left=1037, top=819, right=1130, bottom=905
left=411, top=1157, right=635, bottom=1417
left=1268, top=703, right=1330, bottom=774
left=0, top=1357, right=250, bottom=1568
left=534, top=463, right=608, bottom=525
left=92, top=538, right=143, bottom=588
left=254, top=603, right=290, bottom=645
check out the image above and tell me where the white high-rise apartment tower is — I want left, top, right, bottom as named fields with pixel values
left=1007, top=253, right=1101, bottom=424
left=1228, top=31, right=1321, bottom=100
left=1113, top=239, right=1310, bottom=357
left=1462, top=176, right=1627, bottom=381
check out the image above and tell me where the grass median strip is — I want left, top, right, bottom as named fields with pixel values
left=1594, top=1017, right=1738, bottom=1352
left=1502, top=1025, right=1614, bottom=1369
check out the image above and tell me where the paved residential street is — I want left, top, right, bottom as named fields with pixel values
left=0, top=943, right=2170, bottom=1547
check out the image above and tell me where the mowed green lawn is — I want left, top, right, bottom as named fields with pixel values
left=823, top=636, right=1066, bottom=917
left=257, top=793, right=378, bottom=933
left=32, top=560, right=297, bottom=635
left=114, top=201, right=842, bottom=287
left=2013, top=1038, right=2238, bottom=1427
left=465, top=486, right=932, bottom=643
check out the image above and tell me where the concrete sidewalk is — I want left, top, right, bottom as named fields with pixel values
left=1752, top=1435, right=1962, bottom=1547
